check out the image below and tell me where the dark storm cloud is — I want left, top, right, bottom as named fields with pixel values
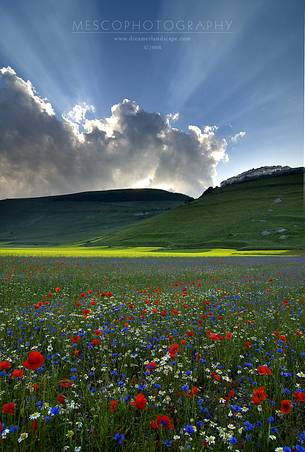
left=0, top=67, right=232, bottom=198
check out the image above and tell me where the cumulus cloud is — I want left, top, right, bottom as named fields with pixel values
left=0, top=66, right=235, bottom=198
left=231, top=131, right=246, bottom=143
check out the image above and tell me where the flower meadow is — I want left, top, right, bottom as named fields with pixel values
left=0, top=256, right=304, bottom=452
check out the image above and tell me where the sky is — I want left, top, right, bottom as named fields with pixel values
left=0, top=0, right=303, bottom=198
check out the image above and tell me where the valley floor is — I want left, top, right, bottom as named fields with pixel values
left=0, top=246, right=303, bottom=258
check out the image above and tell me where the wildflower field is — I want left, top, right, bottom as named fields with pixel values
left=0, top=256, right=305, bottom=451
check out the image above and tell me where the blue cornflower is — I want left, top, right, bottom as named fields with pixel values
left=231, top=405, right=242, bottom=413
left=154, top=383, right=161, bottom=389
left=184, top=424, right=195, bottom=435
left=182, top=384, right=189, bottom=392
left=163, top=439, right=173, bottom=448
left=281, top=372, right=293, bottom=378
left=50, top=406, right=61, bottom=416
left=299, top=431, right=305, bottom=444
left=267, top=416, right=275, bottom=423
left=114, top=432, right=125, bottom=445
left=37, top=401, right=43, bottom=409
left=229, top=436, right=237, bottom=445
left=244, top=421, right=254, bottom=431
left=296, top=445, right=305, bottom=452
left=283, top=447, right=292, bottom=452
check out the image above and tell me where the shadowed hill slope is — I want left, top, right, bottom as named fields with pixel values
left=0, top=189, right=191, bottom=246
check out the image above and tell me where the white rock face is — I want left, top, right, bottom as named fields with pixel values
left=273, top=198, right=282, bottom=204
left=220, top=166, right=291, bottom=187
left=261, top=230, right=271, bottom=236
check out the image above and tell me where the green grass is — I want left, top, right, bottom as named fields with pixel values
left=95, top=172, right=304, bottom=250
left=0, top=246, right=300, bottom=257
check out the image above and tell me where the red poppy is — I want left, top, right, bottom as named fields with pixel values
left=224, top=389, right=235, bottom=404
left=130, top=393, right=148, bottom=410
left=150, top=415, right=174, bottom=430
left=11, top=369, right=24, bottom=379
left=33, top=383, right=39, bottom=393
left=109, top=400, right=118, bottom=412
left=146, top=362, right=157, bottom=372
left=257, top=365, right=272, bottom=376
left=71, top=335, right=81, bottom=343
left=251, top=386, right=267, bottom=405
left=206, top=331, right=222, bottom=342
left=57, top=394, right=66, bottom=404
left=294, top=391, right=305, bottom=402
left=280, top=399, right=292, bottom=414
left=55, top=287, right=61, bottom=293
left=0, top=360, right=11, bottom=370
left=91, top=338, right=101, bottom=347
left=59, top=378, right=73, bottom=388
left=243, top=341, right=252, bottom=348
left=31, top=419, right=39, bottom=431
left=169, top=343, right=179, bottom=359
left=189, top=386, right=199, bottom=397
left=23, top=351, right=45, bottom=370
left=211, top=371, right=222, bottom=382
left=82, top=309, right=90, bottom=317
left=2, top=402, right=16, bottom=415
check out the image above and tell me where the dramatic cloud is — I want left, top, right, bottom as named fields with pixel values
left=0, top=67, right=236, bottom=198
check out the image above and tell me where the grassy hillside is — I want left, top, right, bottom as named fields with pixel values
left=0, top=189, right=191, bottom=246
left=94, top=171, right=304, bottom=250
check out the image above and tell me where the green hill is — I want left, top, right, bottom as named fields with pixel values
left=0, top=189, right=191, bottom=246
left=94, top=170, right=304, bottom=250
